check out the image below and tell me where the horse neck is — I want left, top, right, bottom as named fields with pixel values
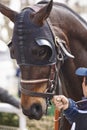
left=49, top=5, right=87, bottom=40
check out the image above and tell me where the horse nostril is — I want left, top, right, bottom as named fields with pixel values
left=22, top=103, right=43, bottom=120
left=29, top=103, right=42, bottom=120
left=31, top=103, right=42, bottom=114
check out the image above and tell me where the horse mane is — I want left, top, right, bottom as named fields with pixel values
left=37, top=1, right=87, bottom=27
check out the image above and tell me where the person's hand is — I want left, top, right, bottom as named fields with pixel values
left=52, top=95, right=69, bottom=111
left=82, top=77, right=87, bottom=97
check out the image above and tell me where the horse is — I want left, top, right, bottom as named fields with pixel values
left=0, top=0, right=87, bottom=129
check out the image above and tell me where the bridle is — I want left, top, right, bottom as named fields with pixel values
left=20, top=46, right=63, bottom=110
left=20, top=63, right=59, bottom=99
left=10, top=5, right=66, bottom=102
left=17, top=7, right=65, bottom=100
left=19, top=36, right=65, bottom=101
left=10, top=7, right=59, bottom=100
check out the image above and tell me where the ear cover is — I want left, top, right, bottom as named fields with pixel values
left=8, top=41, right=15, bottom=59
left=8, top=41, right=12, bottom=47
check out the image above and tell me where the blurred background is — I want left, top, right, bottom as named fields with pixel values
left=0, top=0, right=87, bottom=130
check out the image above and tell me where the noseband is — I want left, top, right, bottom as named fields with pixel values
left=21, top=78, right=48, bottom=84
left=20, top=64, right=58, bottom=99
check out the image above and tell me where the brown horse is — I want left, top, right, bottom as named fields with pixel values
left=0, top=0, right=87, bottom=130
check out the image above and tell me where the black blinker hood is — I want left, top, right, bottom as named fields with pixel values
left=12, top=8, right=56, bottom=66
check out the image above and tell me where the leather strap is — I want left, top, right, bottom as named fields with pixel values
left=21, top=86, right=55, bottom=98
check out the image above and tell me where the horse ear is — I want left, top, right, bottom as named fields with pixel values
left=0, top=3, right=18, bottom=22
left=31, top=0, right=53, bottom=25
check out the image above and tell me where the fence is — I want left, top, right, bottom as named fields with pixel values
left=0, top=103, right=27, bottom=130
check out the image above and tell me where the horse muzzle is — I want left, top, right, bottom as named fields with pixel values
left=22, top=102, right=46, bottom=120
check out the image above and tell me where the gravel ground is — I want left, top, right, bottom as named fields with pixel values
left=27, top=116, right=54, bottom=130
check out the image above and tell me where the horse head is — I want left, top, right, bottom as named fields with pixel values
left=0, top=0, right=74, bottom=120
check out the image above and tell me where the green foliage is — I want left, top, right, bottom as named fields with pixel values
left=0, top=113, right=19, bottom=127
left=47, top=103, right=55, bottom=116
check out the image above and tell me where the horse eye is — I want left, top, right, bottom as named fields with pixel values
left=32, top=46, right=48, bottom=60
left=32, top=47, right=46, bottom=56
left=31, top=45, right=53, bottom=62
left=39, top=48, right=46, bottom=56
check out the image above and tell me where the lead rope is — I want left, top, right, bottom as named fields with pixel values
left=54, top=110, right=61, bottom=130
left=54, top=60, right=62, bottom=130
left=46, top=20, right=64, bottom=130
left=52, top=32, right=64, bottom=130
left=51, top=34, right=63, bottom=130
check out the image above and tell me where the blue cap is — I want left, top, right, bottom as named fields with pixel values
left=75, top=67, right=87, bottom=76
